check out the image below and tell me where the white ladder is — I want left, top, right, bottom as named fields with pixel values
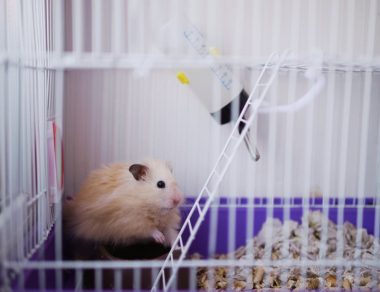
left=151, top=51, right=288, bottom=291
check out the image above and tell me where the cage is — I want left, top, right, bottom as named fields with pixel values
left=1, top=0, right=380, bottom=291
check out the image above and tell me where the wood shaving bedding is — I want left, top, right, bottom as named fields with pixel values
left=191, top=211, right=380, bottom=290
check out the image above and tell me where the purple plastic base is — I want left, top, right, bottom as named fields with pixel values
left=15, top=197, right=379, bottom=290
left=184, top=197, right=378, bottom=257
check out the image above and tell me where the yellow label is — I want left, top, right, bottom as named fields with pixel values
left=176, top=72, right=190, bottom=84
left=209, top=47, right=221, bottom=56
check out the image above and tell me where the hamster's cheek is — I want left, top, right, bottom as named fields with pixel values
left=160, top=194, right=176, bottom=209
left=161, top=198, right=173, bottom=209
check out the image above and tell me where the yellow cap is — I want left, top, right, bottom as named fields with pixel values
left=209, top=47, right=221, bottom=56
left=176, top=72, right=190, bottom=84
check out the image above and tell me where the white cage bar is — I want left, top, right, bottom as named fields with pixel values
left=1, top=0, right=380, bottom=291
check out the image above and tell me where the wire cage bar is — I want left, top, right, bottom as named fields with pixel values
left=1, top=0, right=380, bottom=291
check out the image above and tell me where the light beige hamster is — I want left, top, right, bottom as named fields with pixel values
left=64, top=159, right=183, bottom=247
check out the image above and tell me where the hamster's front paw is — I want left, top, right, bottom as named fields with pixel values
left=151, top=229, right=165, bottom=245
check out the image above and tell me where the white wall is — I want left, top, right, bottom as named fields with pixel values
left=63, top=69, right=380, bottom=198
left=63, top=0, right=380, bottom=198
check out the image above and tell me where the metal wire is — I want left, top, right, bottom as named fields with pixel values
left=1, top=0, right=379, bottom=291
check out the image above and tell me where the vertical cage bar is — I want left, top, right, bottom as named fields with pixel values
left=370, top=1, right=379, bottom=288
left=337, top=0, right=355, bottom=285
left=134, top=267, right=141, bottom=291
left=363, top=0, right=378, bottom=287
left=206, top=0, right=222, bottom=287
left=114, top=268, right=122, bottom=291
left=38, top=262, right=46, bottom=291
left=95, top=266, right=102, bottom=291
left=227, top=0, right=246, bottom=286
left=263, top=2, right=283, bottom=288
left=300, top=0, right=317, bottom=284
left=72, top=0, right=83, bottom=54
left=75, top=267, right=83, bottom=291
left=17, top=268, right=25, bottom=290
left=189, top=266, right=196, bottom=291
left=112, top=0, right=123, bottom=54
left=353, top=67, right=372, bottom=283
left=282, top=0, right=301, bottom=285
left=54, top=199, right=63, bottom=289
left=92, top=0, right=102, bottom=53
left=246, top=0, right=262, bottom=266
left=320, top=0, right=340, bottom=262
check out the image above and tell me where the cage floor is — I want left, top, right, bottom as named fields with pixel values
left=16, top=197, right=379, bottom=291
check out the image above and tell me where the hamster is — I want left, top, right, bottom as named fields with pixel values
left=64, top=159, right=184, bottom=247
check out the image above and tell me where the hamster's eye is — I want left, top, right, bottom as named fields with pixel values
left=157, top=180, right=165, bottom=189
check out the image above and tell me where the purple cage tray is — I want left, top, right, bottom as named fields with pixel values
left=184, top=197, right=378, bottom=257
left=14, top=197, right=379, bottom=291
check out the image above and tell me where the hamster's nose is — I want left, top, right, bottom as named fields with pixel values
left=170, top=184, right=183, bottom=206
left=172, top=197, right=181, bottom=206
left=171, top=191, right=183, bottom=206
left=173, top=198, right=179, bottom=206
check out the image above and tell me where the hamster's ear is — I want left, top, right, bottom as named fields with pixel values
left=129, top=164, right=148, bottom=181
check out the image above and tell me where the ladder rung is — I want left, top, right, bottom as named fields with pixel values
left=178, top=236, right=184, bottom=251
left=228, top=136, right=240, bottom=147
left=231, top=133, right=239, bottom=140
left=213, top=170, right=221, bottom=179
left=243, top=111, right=251, bottom=119
left=256, top=82, right=268, bottom=86
left=203, top=187, right=211, bottom=196
left=227, top=139, right=239, bottom=151
left=206, top=182, right=215, bottom=194
left=249, top=99, right=260, bottom=108
left=240, top=118, right=248, bottom=124
left=187, top=221, right=193, bottom=233
left=195, top=202, right=202, bottom=216
left=222, top=153, right=230, bottom=160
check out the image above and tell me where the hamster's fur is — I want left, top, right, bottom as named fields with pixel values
left=64, top=159, right=183, bottom=246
